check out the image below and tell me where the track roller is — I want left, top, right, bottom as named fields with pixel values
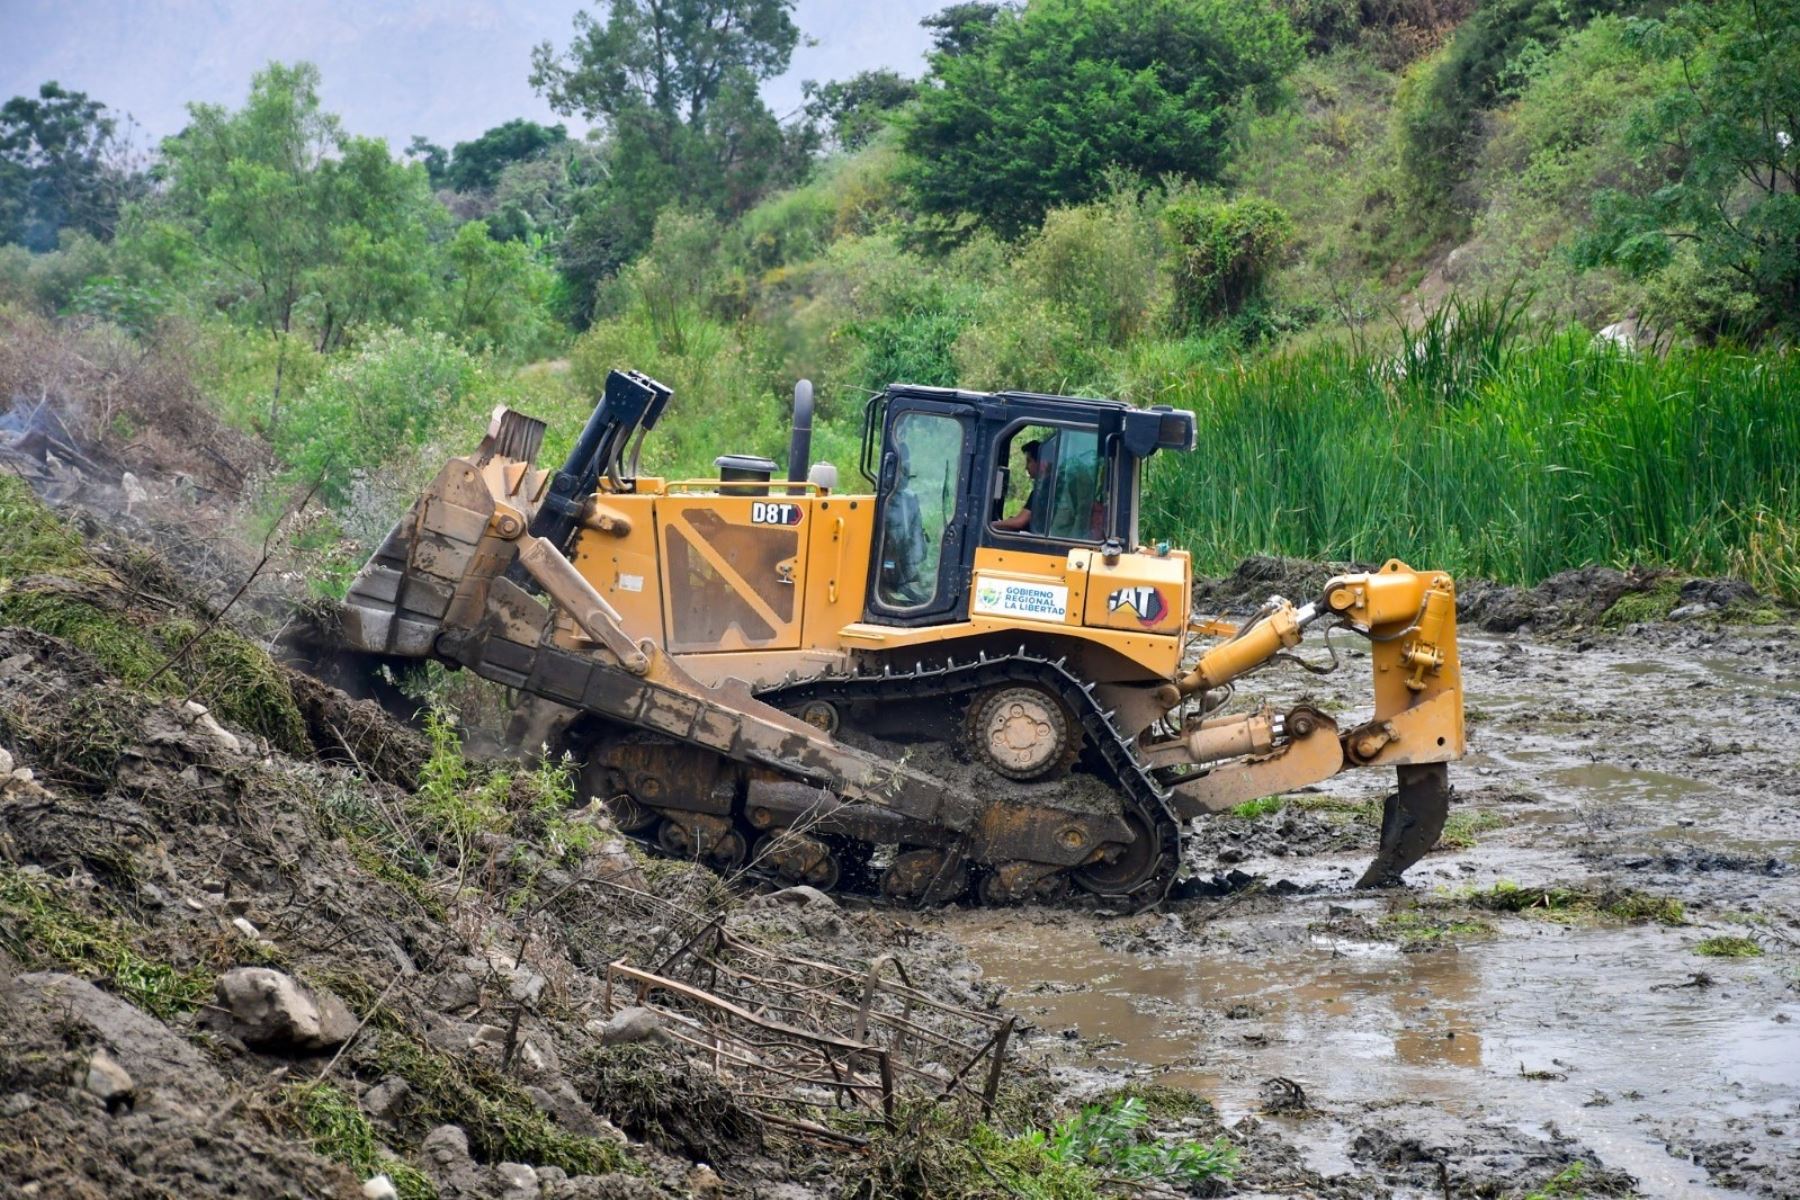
left=976, top=861, right=1072, bottom=906
left=754, top=831, right=842, bottom=890
left=881, top=848, right=969, bottom=905
left=966, top=685, right=1080, bottom=782
left=656, top=815, right=748, bottom=869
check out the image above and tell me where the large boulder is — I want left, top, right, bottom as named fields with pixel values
left=202, top=967, right=358, bottom=1052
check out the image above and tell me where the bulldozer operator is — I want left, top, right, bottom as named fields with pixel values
left=993, top=438, right=1048, bottom=534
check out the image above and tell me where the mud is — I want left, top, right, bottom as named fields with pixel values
left=938, top=619, right=1800, bottom=1198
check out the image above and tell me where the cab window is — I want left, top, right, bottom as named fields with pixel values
left=991, top=424, right=1110, bottom=543
left=875, top=411, right=964, bottom=609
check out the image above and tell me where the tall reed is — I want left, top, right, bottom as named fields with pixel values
left=1143, top=330, right=1800, bottom=599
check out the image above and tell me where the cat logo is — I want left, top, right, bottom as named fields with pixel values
left=749, top=501, right=803, bottom=526
left=1106, top=586, right=1168, bottom=627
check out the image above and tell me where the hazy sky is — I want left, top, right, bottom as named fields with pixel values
left=0, top=0, right=945, bottom=149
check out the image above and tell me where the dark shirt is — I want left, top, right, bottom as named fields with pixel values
left=1023, top=477, right=1047, bottom=534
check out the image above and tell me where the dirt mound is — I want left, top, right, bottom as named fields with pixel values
left=1195, top=555, right=1784, bottom=633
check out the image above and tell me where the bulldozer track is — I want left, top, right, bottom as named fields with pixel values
left=753, top=649, right=1183, bottom=908
left=579, top=650, right=1183, bottom=909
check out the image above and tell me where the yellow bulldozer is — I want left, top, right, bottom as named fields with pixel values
left=337, top=370, right=1463, bottom=907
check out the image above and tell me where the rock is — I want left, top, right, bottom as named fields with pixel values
left=121, top=470, right=149, bottom=512
left=230, top=916, right=264, bottom=940
left=1, top=1092, right=35, bottom=1118
left=421, top=1124, right=472, bottom=1168
left=181, top=700, right=241, bottom=753
left=542, top=1176, right=661, bottom=1200
left=508, top=971, right=547, bottom=1006
left=7, top=972, right=221, bottom=1123
left=1679, top=578, right=1759, bottom=610
left=431, top=970, right=481, bottom=1012
left=686, top=1164, right=725, bottom=1200
left=585, top=1006, right=665, bottom=1046
left=203, top=967, right=359, bottom=1052
left=83, top=1048, right=135, bottom=1113
left=754, top=885, right=836, bottom=909
left=525, top=1082, right=626, bottom=1141
left=421, top=1124, right=494, bottom=1198
left=362, top=1176, right=400, bottom=1200
left=363, top=1075, right=410, bottom=1121
left=495, top=1162, right=539, bottom=1199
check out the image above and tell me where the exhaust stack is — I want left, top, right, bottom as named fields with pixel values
left=786, top=379, right=814, bottom=494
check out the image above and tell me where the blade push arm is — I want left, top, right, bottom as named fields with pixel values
left=1157, top=562, right=1463, bottom=820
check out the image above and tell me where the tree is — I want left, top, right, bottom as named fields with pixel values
left=0, top=82, right=140, bottom=250
left=146, top=62, right=440, bottom=417
left=444, top=119, right=568, bottom=192
left=802, top=69, right=917, bottom=152
left=902, top=0, right=1302, bottom=237
left=529, top=0, right=811, bottom=287
left=921, top=2, right=1012, bottom=57
left=406, top=135, right=450, bottom=187
left=1577, top=0, right=1800, bottom=337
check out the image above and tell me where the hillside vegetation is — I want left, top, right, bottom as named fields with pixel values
left=2, top=0, right=1796, bottom=597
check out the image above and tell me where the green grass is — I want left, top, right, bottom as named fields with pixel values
left=371, top=1031, right=632, bottom=1177
left=284, top=1081, right=437, bottom=1200
left=1517, top=1160, right=1638, bottom=1199
left=1093, top=1083, right=1217, bottom=1122
left=1379, top=908, right=1495, bottom=947
left=157, top=618, right=311, bottom=753
left=1437, top=809, right=1505, bottom=850
left=0, top=867, right=211, bottom=1019
left=1600, top=579, right=1682, bottom=627
left=1462, top=881, right=1685, bottom=926
left=1228, top=796, right=1287, bottom=819
left=1143, top=334, right=1800, bottom=601
left=1694, top=935, right=1762, bottom=958
left=0, top=474, right=90, bottom=578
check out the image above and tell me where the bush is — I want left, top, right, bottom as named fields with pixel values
left=1394, top=0, right=1627, bottom=234
left=1165, top=196, right=1293, bottom=329
left=0, top=231, right=116, bottom=314
left=275, top=327, right=488, bottom=505
left=903, top=0, right=1301, bottom=236
left=953, top=295, right=1094, bottom=394
left=566, top=310, right=788, bottom=480
left=1017, top=189, right=1166, bottom=347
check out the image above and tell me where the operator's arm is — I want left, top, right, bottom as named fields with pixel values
left=993, top=506, right=1033, bottom=532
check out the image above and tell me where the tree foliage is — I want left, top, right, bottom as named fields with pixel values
left=1577, top=0, right=1800, bottom=337
left=530, top=0, right=811, bottom=319
left=1165, top=195, right=1293, bottom=328
left=803, top=70, right=917, bottom=152
left=151, top=62, right=440, bottom=350
left=901, top=0, right=1302, bottom=237
left=444, top=119, right=569, bottom=193
left=1, top=82, right=140, bottom=251
left=1395, top=0, right=1625, bottom=232
left=921, top=2, right=1013, bottom=57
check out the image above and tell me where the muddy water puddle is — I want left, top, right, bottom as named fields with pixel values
left=954, top=908, right=1799, bottom=1197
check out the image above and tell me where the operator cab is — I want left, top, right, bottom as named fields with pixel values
left=860, top=385, right=1196, bottom=626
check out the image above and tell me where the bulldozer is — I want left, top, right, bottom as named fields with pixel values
left=336, top=369, right=1463, bottom=908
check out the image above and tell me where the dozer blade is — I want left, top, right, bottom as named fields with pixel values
left=1356, top=762, right=1452, bottom=888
